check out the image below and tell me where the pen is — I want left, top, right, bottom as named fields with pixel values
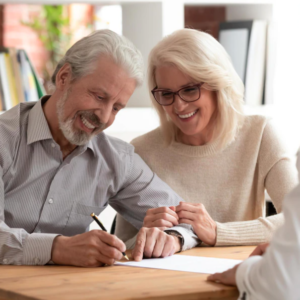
left=90, top=212, right=129, bottom=260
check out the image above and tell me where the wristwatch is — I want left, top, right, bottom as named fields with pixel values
left=165, top=230, right=184, bottom=252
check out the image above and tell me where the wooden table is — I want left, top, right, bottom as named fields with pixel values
left=0, top=246, right=254, bottom=300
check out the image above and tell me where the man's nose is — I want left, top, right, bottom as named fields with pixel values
left=95, top=105, right=111, bottom=125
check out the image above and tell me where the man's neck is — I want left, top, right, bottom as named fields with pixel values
left=43, top=94, right=77, bottom=159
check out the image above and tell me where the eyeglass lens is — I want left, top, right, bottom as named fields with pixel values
left=153, top=85, right=200, bottom=105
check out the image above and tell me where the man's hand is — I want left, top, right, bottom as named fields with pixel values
left=143, top=206, right=179, bottom=230
left=249, top=243, right=270, bottom=257
left=132, top=227, right=181, bottom=261
left=207, top=263, right=240, bottom=286
left=51, top=230, right=126, bottom=267
left=176, top=202, right=217, bottom=246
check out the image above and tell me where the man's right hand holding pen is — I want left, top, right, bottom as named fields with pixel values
left=51, top=228, right=181, bottom=267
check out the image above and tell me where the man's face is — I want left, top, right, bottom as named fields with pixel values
left=56, top=56, right=136, bottom=145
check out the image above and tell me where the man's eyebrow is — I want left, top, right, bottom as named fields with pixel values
left=93, top=88, right=111, bottom=98
left=116, top=103, right=126, bottom=109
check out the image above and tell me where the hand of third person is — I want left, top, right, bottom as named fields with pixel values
left=249, top=243, right=270, bottom=257
left=176, top=202, right=217, bottom=246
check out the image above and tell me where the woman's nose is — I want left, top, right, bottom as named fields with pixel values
left=173, top=94, right=189, bottom=112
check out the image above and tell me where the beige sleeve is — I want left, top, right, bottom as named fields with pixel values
left=216, top=120, right=298, bottom=246
left=114, top=213, right=139, bottom=249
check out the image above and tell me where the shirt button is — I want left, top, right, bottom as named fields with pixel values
left=34, top=258, right=40, bottom=265
left=51, top=143, right=55, bottom=148
left=3, top=259, right=8, bottom=264
left=48, top=198, right=54, bottom=204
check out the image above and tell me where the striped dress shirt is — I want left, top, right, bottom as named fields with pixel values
left=0, top=97, right=199, bottom=265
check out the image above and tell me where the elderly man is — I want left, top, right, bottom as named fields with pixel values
left=0, top=30, right=199, bottom=267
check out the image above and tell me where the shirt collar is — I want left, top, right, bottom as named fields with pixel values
left=27, top=95, right=53, bottom=145
left=27, top=95, right=96, bottom=156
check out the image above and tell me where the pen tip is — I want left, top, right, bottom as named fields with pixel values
left=91, top=213, right=95, bottom=217
left=124, top=255, right=129, bottom=261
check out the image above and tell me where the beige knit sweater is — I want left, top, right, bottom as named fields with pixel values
left=115, top=115, right=298, bottom=247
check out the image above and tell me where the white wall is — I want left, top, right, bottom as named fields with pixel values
left=122, top=2, right=163, bottom=107
left=226, top=4, right=273, bottom=21
left=122, top=1, right=184, bottom=107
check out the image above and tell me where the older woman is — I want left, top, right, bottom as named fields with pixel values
left=115, top=29, right=298, bottom=248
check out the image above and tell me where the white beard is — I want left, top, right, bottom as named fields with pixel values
left=56, top=89, right=104, bottom=146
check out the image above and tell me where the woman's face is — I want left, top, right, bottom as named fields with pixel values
left=155, top=65, right=217, bottom=145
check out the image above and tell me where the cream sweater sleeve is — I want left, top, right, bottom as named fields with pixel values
left=216, top=121, right=298, bottom=246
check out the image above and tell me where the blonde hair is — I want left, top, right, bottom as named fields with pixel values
left=148, top=28, right=244, bottom=150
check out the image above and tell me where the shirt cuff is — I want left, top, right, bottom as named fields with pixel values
left=236, top=256, right=262, bottom=299
left=22, top=233, right=59, bottom=265
left=165, top=224, right=201, bottom=251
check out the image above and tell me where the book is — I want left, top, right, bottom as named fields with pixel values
left=9, top=48, right=25, bottom=104
left=18, top=50, right=39, bottom=103
left=4, top=52, right=19, bottom=107
left=0, top=52, right=12, bottom=110
left=22, top=50, right=45, bottom=99
left=0, top=80, right=3, bottom=111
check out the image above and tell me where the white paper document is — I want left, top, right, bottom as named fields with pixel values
left=115, top=255, right=242, bottom=274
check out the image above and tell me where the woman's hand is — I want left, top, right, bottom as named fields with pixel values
left=176, top=202, right=217, bottom=246
left=143, top=206, right=179, bottom=230
left=250, top=243, right=270, bottom=256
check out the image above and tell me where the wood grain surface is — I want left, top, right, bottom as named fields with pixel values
left=0, top=246, right=255, bottom=300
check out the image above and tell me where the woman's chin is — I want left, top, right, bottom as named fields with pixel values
left=178, top=130, right=202, bottom=140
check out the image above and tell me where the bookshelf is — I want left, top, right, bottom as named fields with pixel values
left=0, top=48, right=45, bottom=112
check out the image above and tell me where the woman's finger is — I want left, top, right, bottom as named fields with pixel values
left=177, top=210, right=196, bottom=221
left=176, top=202, right=202, bottom=213
left=178, top=218, right=193, bottom=225
left=151, top=219, right=174, bottom=228
left=144, top=212, right=179, bottom=226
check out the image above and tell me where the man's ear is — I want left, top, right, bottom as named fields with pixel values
left=56, top=63, right=72, bottom=91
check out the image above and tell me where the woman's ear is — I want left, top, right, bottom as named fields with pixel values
left=56, top=63, right=72, bottom=91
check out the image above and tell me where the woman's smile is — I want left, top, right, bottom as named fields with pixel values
left=177, top=109, right=199, bottom=122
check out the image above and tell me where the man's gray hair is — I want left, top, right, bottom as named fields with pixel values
left=51, top=29, right=144, bottom=86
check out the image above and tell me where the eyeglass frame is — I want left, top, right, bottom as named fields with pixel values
left=151, top=83, right=204, bottom=106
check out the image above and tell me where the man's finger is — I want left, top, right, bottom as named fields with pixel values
left=132, top=228, right=147, bottom=261
left=96, top=252, right=117, bottom=266
left=98, top=241, right=123, bottom=261
left=95, top=230, right=126, bottom=253
left=152, top=232, right=166, bottom=258
left=143, top=228, right=158, bottom=258
left=161, top=235, right=176, bottom=258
